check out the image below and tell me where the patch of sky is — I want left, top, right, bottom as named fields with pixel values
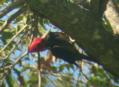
left=10, top=49, right=21, bottom=62
left=1, top=8, right=20, bottom=20
left=44, top=23, right=62, bottom=32
left=40, top=49, right=49, bottom=57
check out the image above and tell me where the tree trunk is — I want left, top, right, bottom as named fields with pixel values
left=27, top=0, right=119, bottom=77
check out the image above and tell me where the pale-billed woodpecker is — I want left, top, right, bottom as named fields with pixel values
left=28, top=31, right=91, bottom=67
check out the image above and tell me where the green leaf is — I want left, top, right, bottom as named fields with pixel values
left=0, top=0, right=4, bottom=5
left=51, top=66, right=57, bottom=71
left=1, top=29, right=15, bottom=44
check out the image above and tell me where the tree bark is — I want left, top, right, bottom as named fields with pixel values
left=27, top=0, right=119, bottom=77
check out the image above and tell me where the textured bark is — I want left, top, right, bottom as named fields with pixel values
left=27, top=0, right=119, bottom=77
left=105, top=0, right=119, bottom=35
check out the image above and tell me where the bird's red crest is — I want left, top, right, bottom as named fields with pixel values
left=28, top=37, right=45, bottom=52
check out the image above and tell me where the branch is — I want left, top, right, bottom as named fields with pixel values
left=0, top=0, right=25, bottom=18
left=0, top=25, right=27, bottom=53
left=105, top=0, right=119, bottom=35
left=0, top=6, right=27, bottom=32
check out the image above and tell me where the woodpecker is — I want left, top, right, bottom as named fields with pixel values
left=28, top=31, right=91, bottom=66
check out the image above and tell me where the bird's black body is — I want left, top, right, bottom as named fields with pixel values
left=43, top=32, right=90, bottom=65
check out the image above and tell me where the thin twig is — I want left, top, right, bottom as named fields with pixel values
left=38, top=70, right=41, bottom=87
left=0, top=46, right=16, bottom=71
left=0, top=0, right=25, bottom=18
left=47, top=76, right=58, bottom=87
left=12, top=51, right=27, bottom=66
left=0, top=34, right=26, bottom=71
left=0, top=25, right=27, bottom=53
left=80, top=70, right=89, bottom=82
left=6, top=46, right=16, bottom=58
left=0, top=6, right=27, bottom=32
left=37, top=53, right=41, bottom=87
left=0, top=51, right=27, bottom=86
left=49, top=72, right=87, bottom=84
left=0, top=46, right=15, bottom=61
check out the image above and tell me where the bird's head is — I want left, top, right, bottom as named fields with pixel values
left=28, top=31, right=50, bottom=53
